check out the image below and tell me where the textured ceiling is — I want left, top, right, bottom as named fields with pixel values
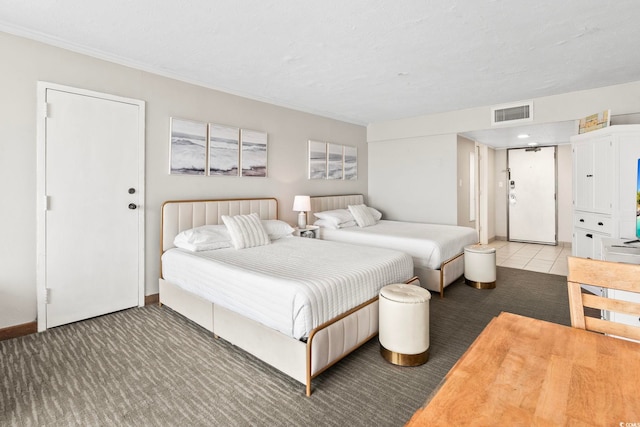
left=1, top=0, right=640, bottom=127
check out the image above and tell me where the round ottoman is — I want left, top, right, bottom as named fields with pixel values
left=379, top=283, right=431, bottom=366
left=464, top=244, right=497, bottom=289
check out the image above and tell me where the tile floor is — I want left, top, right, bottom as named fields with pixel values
left=485, top=240, right=572, bottom=276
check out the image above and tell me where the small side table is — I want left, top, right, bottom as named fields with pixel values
left=294, top=225, right=319, bottom=239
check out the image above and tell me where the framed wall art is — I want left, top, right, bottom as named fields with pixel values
left=240, top=129, right=268, bottom=177
left=308, top=140, right=357, bottom=181
left=169, top=118, right=207, bottom=175
left=208, top=123, right=239, bottom=176
left=327, top=143, right=343, bottom=180
left=344, top=145, right=357, bottom=180
left=308, top=140, right=327, bottom=179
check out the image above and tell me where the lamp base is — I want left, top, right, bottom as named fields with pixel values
left=297, top=211, right=307, bottom=229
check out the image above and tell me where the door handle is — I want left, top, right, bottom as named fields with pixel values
left=586, top=233, right=593, bottom=238
left=579, top=219, right=585, bottom=222
left=128, top=203, right=137, bottom=210
left=597, top=222, right=604, bottom=226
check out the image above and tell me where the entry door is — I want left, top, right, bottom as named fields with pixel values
left=37, top=84, right=145, bottom=329
left=507, top=146, right=556, bottom=244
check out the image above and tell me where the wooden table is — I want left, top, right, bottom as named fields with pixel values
left=406, top=312, right=640, bottom=426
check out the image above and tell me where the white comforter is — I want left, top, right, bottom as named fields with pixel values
left=161, top=237, right=413, bottom=340
left=318, top=220, right=478, bottom=270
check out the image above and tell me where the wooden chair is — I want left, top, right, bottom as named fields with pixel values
left=567, top=256, right=640, bottom=341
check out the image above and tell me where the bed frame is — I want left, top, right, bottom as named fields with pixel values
left=159, top=198, right=416, bottom=396
left=309, top=194, right=465, bottom=298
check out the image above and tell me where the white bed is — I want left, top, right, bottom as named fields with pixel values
left=159, top=198, right=415, bottom=396
left=309, top=195, right=479, bottom=297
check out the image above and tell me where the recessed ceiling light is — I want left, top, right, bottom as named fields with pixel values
left=517, top=134, right=530, bottom=139
left=527, top=142, right=538, bottom=146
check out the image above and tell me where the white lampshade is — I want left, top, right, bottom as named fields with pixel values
left=292, top=195, right=311, bottom=212
left=293, top=195, right=311, bottom=228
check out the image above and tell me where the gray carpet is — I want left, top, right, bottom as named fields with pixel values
left=0, top=267, right=570, bottom=426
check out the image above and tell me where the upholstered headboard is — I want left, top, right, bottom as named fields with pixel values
left=308, top=194, right=364, bottom=222
left=161, top=198, right=278, bottom=253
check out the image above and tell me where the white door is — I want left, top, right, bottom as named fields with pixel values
left=37, top=84, right=145, bottom=329
left=507, top=146, right=556, bottom=244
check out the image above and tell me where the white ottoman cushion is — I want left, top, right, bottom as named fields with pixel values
left=379, top=284, right=430, bottom=365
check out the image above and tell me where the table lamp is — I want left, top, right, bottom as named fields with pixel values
left=293, top=195, right=311, bottom=228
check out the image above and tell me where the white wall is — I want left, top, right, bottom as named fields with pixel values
left=368, top=134, right=457, bottom=223
left=368, top=81, right=640, bottom=244
left=0, top=32, right=367, bottom=329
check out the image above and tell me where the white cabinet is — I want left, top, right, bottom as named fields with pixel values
left=571, top=125, right=640, bottom=259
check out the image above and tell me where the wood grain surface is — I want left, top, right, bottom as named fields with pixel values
left=406, top=312, right=640, bottom=426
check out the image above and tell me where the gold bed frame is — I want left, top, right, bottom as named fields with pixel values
left=308, top=194, right=467, bottom=298
left=158, top=197, right=416, bottom=396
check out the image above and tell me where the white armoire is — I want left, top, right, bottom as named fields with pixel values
left=571, top=125, right=640, bottom=261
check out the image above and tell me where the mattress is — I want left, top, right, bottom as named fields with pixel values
left=318, top=220, right=478, bottom=270
left=161, top=237, right=413, bottom=340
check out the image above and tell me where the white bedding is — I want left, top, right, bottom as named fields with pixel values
left=161, top=237, right=413, bottom=340
left=318, top=220, right=478, bottom=270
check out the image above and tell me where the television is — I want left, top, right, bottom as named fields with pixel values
left=624, top=158, right=640, bottom=244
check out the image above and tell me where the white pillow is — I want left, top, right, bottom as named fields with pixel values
left=313, top=209, right=355, bottom=227
left=348, top=204, right=377, bottom=227
left=222, top=213, right=271, bottom=249
left=173, top=225, right=232, bottom=251
left=314, top=219, right=357, bottom=229
left=262, top=219, right=295, bottom=240
left=368, top=207, right=383, bottom=221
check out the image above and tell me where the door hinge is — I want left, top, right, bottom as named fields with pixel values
left=44, top=195, right=50, bottom=211
left=44, top=288, right=51, bottom=304
left=43, top=102, right=50, bottom=119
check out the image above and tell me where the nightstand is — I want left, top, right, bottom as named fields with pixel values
left=294, top=225, right=319, bottom=239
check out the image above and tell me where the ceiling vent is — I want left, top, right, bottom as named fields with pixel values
left=491, top=101, right=534, bottom=126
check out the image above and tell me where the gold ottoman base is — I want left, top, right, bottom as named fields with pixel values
left=380, top=345, right=429, bottom=366
left=465, top=278, right=496, bottom=289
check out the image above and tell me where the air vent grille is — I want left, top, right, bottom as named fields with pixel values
left=491, top=101, right=533, bottom=126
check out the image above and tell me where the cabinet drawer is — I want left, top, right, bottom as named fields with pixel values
left=573, top=212, right=612, bottom=234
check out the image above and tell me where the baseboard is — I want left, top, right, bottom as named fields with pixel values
left=145, top=293, right=159, bottom=306
left=0, top=321, right=37, bottom=341
left=0, top=296, right=160, bottom=341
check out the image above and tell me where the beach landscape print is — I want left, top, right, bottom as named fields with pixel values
left=240, top=129, right=267, bottom=177
left=170, top=118, right=207, bottom=175
left=344, top=145, right=357, bottom=180
left=308, top=140, right=327, bottom=179
left=327, top=143, right=343, bottom=180
left=208, top=124, right=239, bottom=176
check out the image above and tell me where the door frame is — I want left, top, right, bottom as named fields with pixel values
left=36, top=82, right=146, bottom=332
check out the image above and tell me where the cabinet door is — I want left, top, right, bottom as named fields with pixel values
left=574, top=229, right=608, bottom=259
left=573, top=138, right=613, bottom=213
left=573, top=143, right=594, bottom=212
left=592, top=138, right=613, bottom=213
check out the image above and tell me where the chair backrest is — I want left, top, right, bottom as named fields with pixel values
left=567, top=256, right=640, bottom=341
